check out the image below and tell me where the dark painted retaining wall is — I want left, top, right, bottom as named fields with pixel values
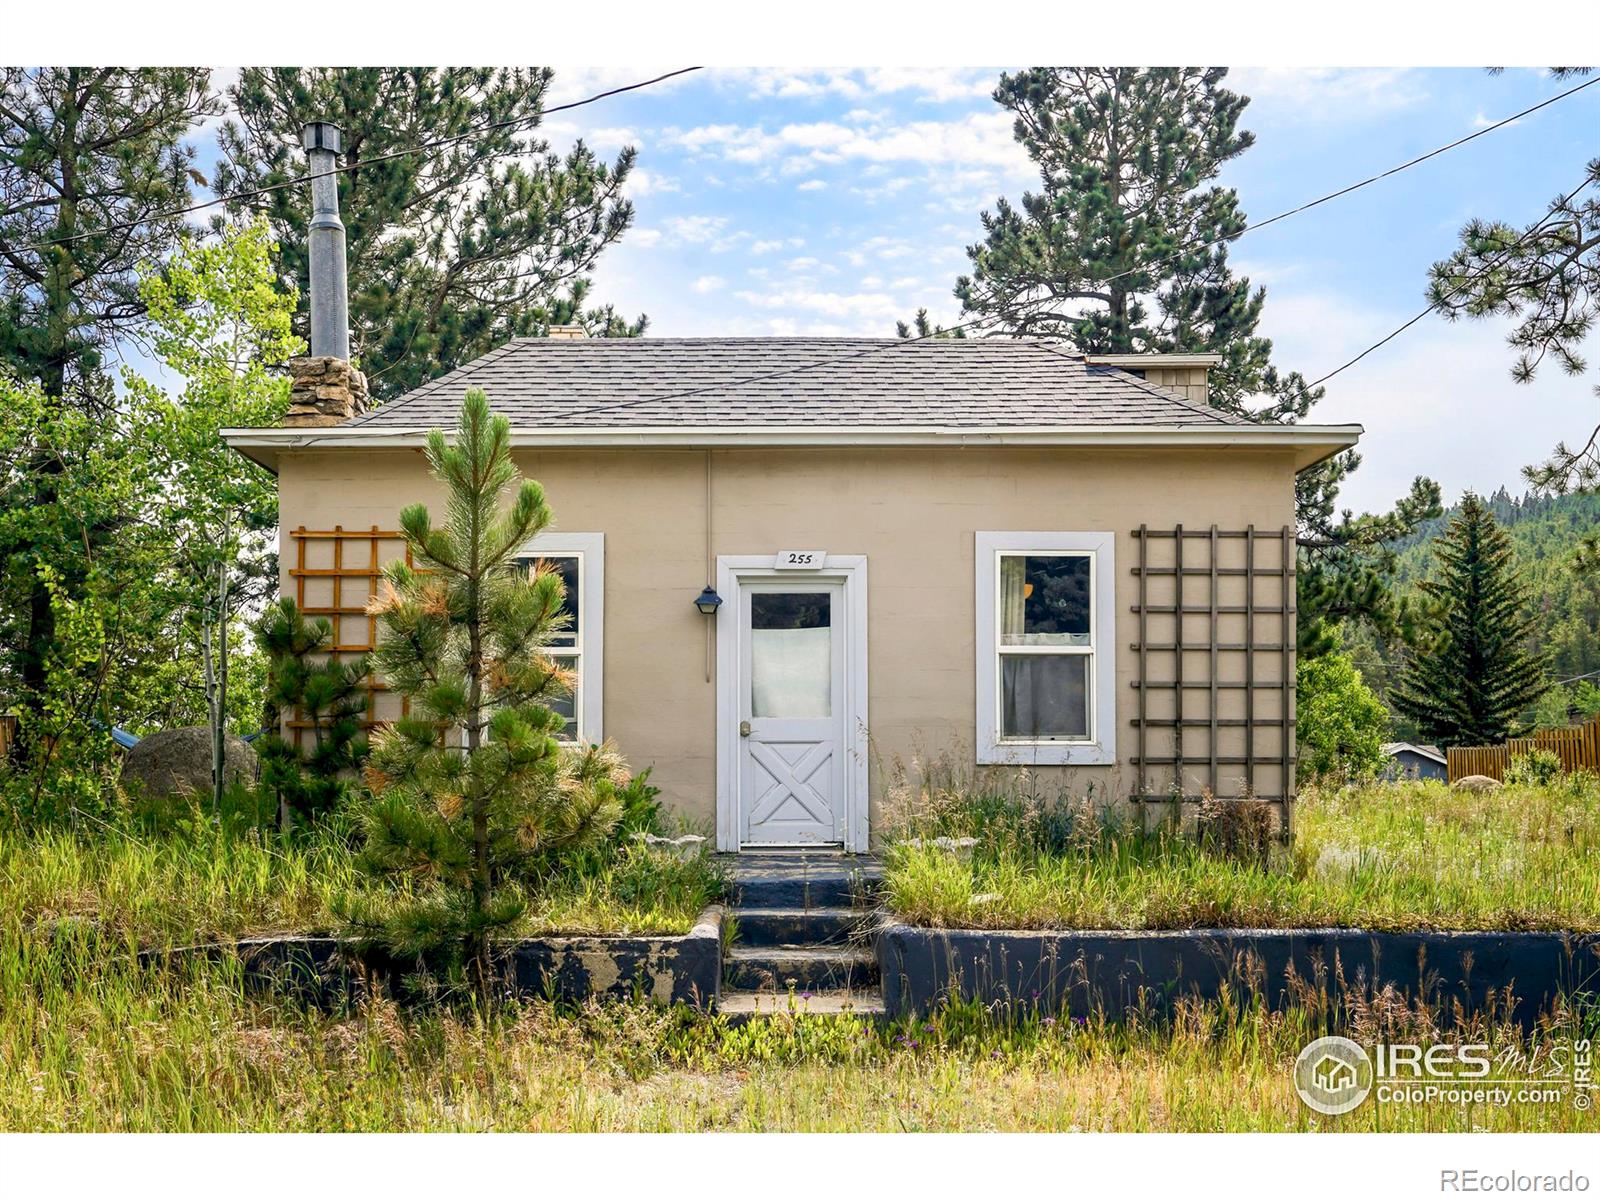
left=139, top=906, right=723, bottom=1009
left=876, top=924, right=1600, bottom=1027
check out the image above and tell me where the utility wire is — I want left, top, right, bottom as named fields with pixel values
left=19, top=66, right=704, bottom=254
left=501, top=76, right=1600, bottom=425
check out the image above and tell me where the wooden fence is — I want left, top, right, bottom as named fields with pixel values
left=1447, top=713, right=1600, bottom=782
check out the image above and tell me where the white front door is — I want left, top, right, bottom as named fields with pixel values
left=737, top=580, right=847, bottom=846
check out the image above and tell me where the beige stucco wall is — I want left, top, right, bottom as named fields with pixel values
left=278, top=444, right=1298, bottom=836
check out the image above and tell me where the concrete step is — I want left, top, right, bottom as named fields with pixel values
left=718, top=987, right=886, bottom=1022
left=725, top=944, right=878, bottom=991
left=729, top=869, right=881, bottom=909
left=732, top=906, right=872, bottom=946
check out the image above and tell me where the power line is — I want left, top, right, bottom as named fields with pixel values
left=18, top=66, right=703, bottom=254
left=499, top=77, right=1600, bottom=426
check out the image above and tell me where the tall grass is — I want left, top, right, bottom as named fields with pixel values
left=0, top=926, right=1591, bottom=1131
left=882, top=765, right=1600, bottom=931
left=0, top=820, right=722, bottom=948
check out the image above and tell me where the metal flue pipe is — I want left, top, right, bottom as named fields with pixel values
left=301, top=121, right=350, bottom=360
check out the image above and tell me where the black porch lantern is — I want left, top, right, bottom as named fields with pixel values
left=693, top=585, right=723, bottom=616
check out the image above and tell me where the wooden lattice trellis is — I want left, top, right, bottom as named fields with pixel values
left=1129, top=524, right=1297, bottom=834
left=287, top=526, right=411, bottom=748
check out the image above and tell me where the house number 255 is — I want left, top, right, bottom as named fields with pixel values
left=774, top=550, right=826, bottom=569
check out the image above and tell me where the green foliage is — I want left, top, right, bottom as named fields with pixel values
left=1390, top=494, right=1551, bottom=746
left=0, top=68, right=217, bottom=743
left=254, top=599, right=370, bottom=832
left=894, top=309, right=966, bottom=339
left=1507, top=748, right=1565, bottom=788
left=345, top=390, right=625, bottom=990
left=1294, top=649, right=1390, bottom=782
left=213, top=68, right=645, bottom=400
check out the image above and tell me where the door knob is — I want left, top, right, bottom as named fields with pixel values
left=739, top=720, right=751, bottom=737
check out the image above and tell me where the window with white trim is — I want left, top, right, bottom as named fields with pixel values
left=975, top=532, right=1116, bottom=766
left=515, top=532, right=604, bottom=744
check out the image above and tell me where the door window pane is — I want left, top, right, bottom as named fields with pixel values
left=1000, top=554, right=1090, bottom=647
left=751, top=592, right=831, bottom=718
left=1001, top=653, right=1088, bottom=738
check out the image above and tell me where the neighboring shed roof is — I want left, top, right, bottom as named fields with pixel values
left=1381, top=742, right=1447, bottom=765
left=344, top=337, right=1253, bottom=431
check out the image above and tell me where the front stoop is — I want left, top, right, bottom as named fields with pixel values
left=719, top=851, right=885, bottom=1021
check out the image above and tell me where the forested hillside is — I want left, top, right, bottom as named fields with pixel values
left=1344, top=488, right=1600, bottom=734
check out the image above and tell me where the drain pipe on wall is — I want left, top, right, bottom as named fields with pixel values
left=705, top=449, right=714, bottom=684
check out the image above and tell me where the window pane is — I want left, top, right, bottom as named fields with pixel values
left=751, top=592, right=831, bottom=718
left=531, top=556, right=580, bottom=647
left=1000, top=554, right=1090, bottom=647
left=549, top=652, right=579, bottom=740
left=1001, top=653, right=1088, bottom=739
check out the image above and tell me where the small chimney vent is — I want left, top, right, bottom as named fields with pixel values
left=546, top=323, right=588, bottom=340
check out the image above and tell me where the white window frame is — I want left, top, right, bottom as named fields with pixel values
left=515, top=532, right=604, bottom=744
left=975, top=531, right=1116, bottom=766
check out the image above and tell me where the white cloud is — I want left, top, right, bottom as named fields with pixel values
left=1229, top=68, right=1429, bottom=120
left=751, top=236, right=805, bottom=254
left=628, top=228, right=663, bottom=248
left=797, top=179, right=828, bottom=192
left=627, top=168, right=679, bottom=198
left=663, top=111, right=1027, bottom=174
left=721, top=68, right=996, bottom=105
left=690, top=275, right=726, bottom=294
left=733, top=287, right=904, bottom=323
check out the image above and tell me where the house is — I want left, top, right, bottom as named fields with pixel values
left=1312, top=1054, right=1358, bottom=1094
left=226, top=333, right=1359, bottom=851
left=1381, top=741, right=1448, bottom=781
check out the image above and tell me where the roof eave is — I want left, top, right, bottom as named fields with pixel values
left=222, top=422, right=1362, bottom=472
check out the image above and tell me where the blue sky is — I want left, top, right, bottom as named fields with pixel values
left=191, top=66, right=1600, bottom=516
left=543, top=66, right=1599, bottom=515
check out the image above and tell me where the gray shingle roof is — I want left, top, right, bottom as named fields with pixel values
left=346, top=337, right=1251, bottom=430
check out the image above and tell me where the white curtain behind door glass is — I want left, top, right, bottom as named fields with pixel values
left=752, top=627, right=831, bottom=718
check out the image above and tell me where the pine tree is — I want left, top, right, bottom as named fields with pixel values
left=346, top=389, right=624, bottom=995
left=213, top=68, right=645, bottom=401
left=956, top=68, right=1315, bottom=422
left=1390, top=493, right=1551, bottom=746
left=943, top=67, right=1441, bottom=656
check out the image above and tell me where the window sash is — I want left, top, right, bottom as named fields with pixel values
left=517, top=551, right=586, bottom=742
left=972, top=540, right=1113, bottom=764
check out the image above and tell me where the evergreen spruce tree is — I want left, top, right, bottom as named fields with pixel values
left=213, top=68, right=645, bottom=401
left=941, top=67, right=1440, bottom=655
left=346, top=389, right=624, bottom=995
left=1390, top=493, right=1550, bottom=746
left=255, top=598, right=371, bottom=833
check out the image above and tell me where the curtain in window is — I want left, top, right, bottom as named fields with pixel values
left=1000, top=555, right=1027, bottom=646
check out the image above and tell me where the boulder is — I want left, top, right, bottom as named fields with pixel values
left=121, top=726, right=257, bottom=799
left=1451, top=774, right=1503, bottom=794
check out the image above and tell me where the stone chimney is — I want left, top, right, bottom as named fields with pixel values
left=286, top=355, right=370, bottom=426
left=1085, top=353, right=1221, bottom=407
left=546, top=323, right=588, bottom=340
left=284, top=120, right=370, bottom=427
